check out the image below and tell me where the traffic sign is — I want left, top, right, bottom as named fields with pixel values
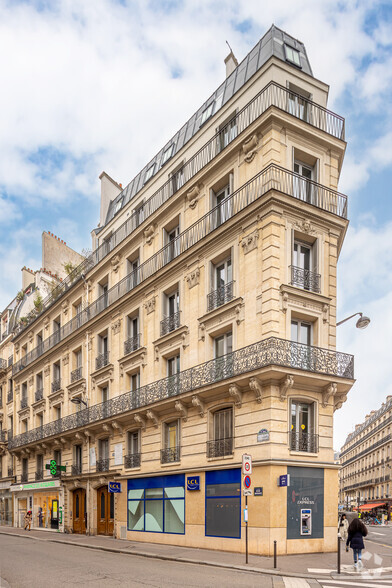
left=242, top=454, right=252, bottom=475
left=243, top=488, right=252, bottom=496
left=244, top=475, right=251, bottom=488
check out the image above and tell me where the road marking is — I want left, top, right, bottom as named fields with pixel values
left=282, top=578, right=312, bottom=587
left=367, top=538, right=392, bottom=550
left=370, top=532, right=385, bottom=535
left=320, top=580, right=392, bottom=587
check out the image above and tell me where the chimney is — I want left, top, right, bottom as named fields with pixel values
left=224, top=51, right=238, bottom=78
left=99, top=172, right=123, bottom=227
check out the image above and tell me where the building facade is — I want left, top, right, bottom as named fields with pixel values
left=339, top=396, right=392, bottom=515
left=4, top=25, right=353, bottom=555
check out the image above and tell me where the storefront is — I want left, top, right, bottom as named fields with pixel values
left=0, top=481, right=13, bottom=526
left=11, top=479, right=64, bottom=531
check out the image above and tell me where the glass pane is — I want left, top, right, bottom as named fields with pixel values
left=100, top=492, right=105, bottom=518
left=110, top=493, right=114, bottom=519
left=164, top=487, right=185, bottom=498
left=128, top=499, right=144, bottom=530
left=226, top=333, right=232, bottom=354
left=145, top=488, right=163, bottom=499
left=164, top=498, right=185, bottom=533
left=75, top=494, right=79, bottom=518
left=291, top=321, right=298, bottom=342
left=215, top=336, right=224, bottom=358
left=299, top=324, right=311, bottom=346
left=145, top=500, right=163, bottom=532
left=128, top=489, right=144, bottom=500
left=206, top=497, right=240, bottom=538
left=206, top=483, right=240, bottom=497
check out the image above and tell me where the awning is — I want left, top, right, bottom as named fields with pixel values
left=354, top=502, right=387, bottom=511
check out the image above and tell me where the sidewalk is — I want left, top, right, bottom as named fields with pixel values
left=0, top=525, right=391, bottom=580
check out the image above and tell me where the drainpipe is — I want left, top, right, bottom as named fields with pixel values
left=85, top=326, right=91, bottom=536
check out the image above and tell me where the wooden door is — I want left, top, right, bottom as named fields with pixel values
left=73, top=489, right=86, bottom=534
left=97, top=486, right=114, bottom=535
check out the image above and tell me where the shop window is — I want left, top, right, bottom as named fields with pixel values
left=287, top=467, right=324, bottom=540
left=290, top=400, right=318, bottom=453
left=127, top=474, right=185, bottom=534
left=205, top=468, right=241, bottom=538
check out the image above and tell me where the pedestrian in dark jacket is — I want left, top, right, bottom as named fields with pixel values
left=346, top=517, right=368, bottom=570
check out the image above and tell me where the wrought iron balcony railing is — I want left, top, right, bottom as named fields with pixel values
left=21, top=473, right=28, bottom=483
left=124, top=335, right=141, bottom=355
left=51, top=379, right=61, bottom=393
left=161, top=446, right=180, bottom=464
left=96, top=458, right=109, bottom=472
left=71, top=464, right=82, bottom=475
left=125, top=453, right=141, bottom=468
left=96, top=352, right=110, bottom=370
left=35, top=388, right=43, bottom=402
left=289, top=431, right=319, bottom=453
left=0, top=358, right=6, bottom=371
left=7, top=429, right=13, bottom=442
left=8, top=337, right=353, bottom=450
left=290, top=266, right=321, bottom=293
left=20, top=397, right=28, bottom=410
left=8, top=355, right=13, bottom=367
left=13, top=164, right=349, bottom=378
left=7, top=390, right=13, bottom=403
left=35, top=470, right=43, bottom=481
left=207, top=282, right=235, bottom=312
left=207, top=438, right=234, bottom=458
left=71, top=367, right=83, bottom=382
left=8, top=467, right=13, bottom=477
left=13, top=81, right=345, bottom=338
left=160, top=312, right=181, bottom=337
left=0, top=431, right=6, bottom=443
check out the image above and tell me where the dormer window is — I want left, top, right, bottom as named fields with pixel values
left=200, top=103, right=214, bottom=126
left=284, top=45, right=301, bottom=67
left=144, top=164, right=155, bottom=184
left=161, top=144, right=174, bottom=166
left=114, top=198, right=122, bottom=214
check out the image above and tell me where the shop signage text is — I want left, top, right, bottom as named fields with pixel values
left=187, top=477, right=200, bottom=490
left=11, top=480, right=59, bottom=491
left=278, top=474, right=290, bottom=487
left=254, top=487, right=263, bottom=496
left=108, top=482, right=122, bottom=493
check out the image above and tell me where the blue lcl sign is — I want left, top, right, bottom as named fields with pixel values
left=108, top=481, right=122, bottom=493
left=278, top=474, right=290, bottom=487
left=187, top=476, right=200, bottom=491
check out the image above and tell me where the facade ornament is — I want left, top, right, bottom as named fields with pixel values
left=112, top=421, right=123, bottom=434
left=235, top=303, right=244, bottom=325
left=28, top=331, right=34, bottom=345
left=322, top=304, right=329, bottom=324
left=281, top=292, right=289, bottom=314
left=334, top=392, right=347, bottom=412
left=191, top=395, right=205, bottom=417
left=144, top=297, right=156, bottom=315
left=110, top=253, right=121, bottom=273
left=229, top=384, right=242, bottom=407
left=185, top=268, right=200, bottom=289
left=61, top=300, right=69, bottom=316
left=175, top=401, right=188, bottom=421
left=15, top=342, right=20, bottom=353
left=111, top=317, right=122, bottom=335
left=146, top=410, right=159, bottom=428
left=43, top=317, right=50, bottom=332
left=134, top=414, right=146, bottom=431
left=62, top=352, right=69, bottom=366
left=294, top=219, right=316, bottom=236
left=322, top=382, right=337, bottom=407
left=144, top=224, right=155, bottom=245
left=249, top=377, right=263, bottom=403
left=186, top=184, right=201, bottom=209
left=241, top=229, right=259, bottom=254
left=198, top=323, right=205, bottom=342
left=28, top=373, right=34, bottom=387
left=242, top=134, right=259, bottom=163
left=15, top=384, right=20, bottom=395
left=84, top=430, right=94, bottom=443
left=181, top=330, right=190, bottom=350
left=279, top=375, right=294, bottom=402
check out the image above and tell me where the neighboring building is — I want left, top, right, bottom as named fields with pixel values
left=6, top=25, right=353, bottom=555
left=0, top=232, right=82, bottom=527
left=339, top=396, right=392, bottom=515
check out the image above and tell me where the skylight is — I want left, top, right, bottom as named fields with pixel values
left=161, top=144, right=174, bottom=166
left=284, top=45, right=301, bottom=67
left=144, top=164, right=155, bottom=184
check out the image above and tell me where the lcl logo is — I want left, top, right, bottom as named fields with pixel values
left=187, top=476, right=200, bottom=490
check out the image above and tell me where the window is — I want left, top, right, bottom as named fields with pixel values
left=74, top=445, right=82, bottom=475
left=98, top=281, right=109, bottom=311
left=97, top=332, right=109, bottom=369
left=208, top=257, right=233, bottom=311
left=74, top=301, right=83, bottom=328
left=161, top=290, right=180, bottom=336
left=127, top=474, right=185, bottom=534
left=134, top=200, right=145, bottom=227
left=36, top=454, right=43, bottom=478
left=114, top=198, right=123, bottom=214
left=291, top=320, right=311, bottom=346
left=167, top=355, right=180, bottom=396
left=144, top=163, right=155, bottom=184
left=97, top=439, right=109, bottom=471
left=291, top=239, right=320, bottom=293
left=54, top=449, right=61, bottom=467
left=53, top=319, right=61, bottom=345
left=52, top=362, right=61, bottom=392
left=205, top=468, right=240, bottom=538
left=284, top=44, right=301, bottom=67
left=212, top=184, right=232, bottom=228
left=170, top=164, right=184, bottom=194
left=161, top=144, right=174, bottom=166
left=290, top=400, right=317, bottom=452
left=164, top=225, right=180, bottom=264
left=127, top=256, right=140, bottom=290
left=200, top=103, right=214, bottom=125
left=218, top=115, right=237, bottom=152
left=208, top=408, right=234, bottom=457
left=129, top=372, right=140, bottom=392
left=293, top=160, right=315, bottom=204
left=36, top=413, right=43, bottom=428
left=125, top=314, right=140, bottom=354
left=126, top=430, right=141, bottom=468
left=162, top=421, right=180, bottom=463
left=214, top=332, right=233, bottom=380
left=22, top=458, right=28, bottom=481
left=36, top=331, right=43, bottom=349
left=54, top=405, right=61, bottom=421
left=21, top=382, right=28, bottom=408
left=287, top=82, right=310, bottom=121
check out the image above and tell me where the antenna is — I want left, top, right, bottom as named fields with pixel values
left=226, top=40, right=234, bottom=55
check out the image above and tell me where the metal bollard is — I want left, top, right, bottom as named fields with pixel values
left=337, top=535, right=341, bottom=575
left=273, top=540, right=277, bottom=568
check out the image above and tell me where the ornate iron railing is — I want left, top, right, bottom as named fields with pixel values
left=7, top=430, right=13, bottom=442
left=13, top=164, right=348, bottom=378
left=21, top=473, right=28, bottom=483
left=207, top=438, right=234, bottom=458
left=290, top=266, right=321, bottom=293
left=51, top=379, right=61, bottom=393
left=8, top=467, right=13, bottom=477
left=0, top=431, right=6, bottom=443
left=0, top=358, right=6, bottom=371
left=8, top=337, right=353, bottom=450
left=342, top=434, right=391, bottom=466
left=7, top=390, right=13, bottom=403
left=124, top=335, right=141, bottom=355
left=13, top=82, right=345, bottom=338
left=125, top=453, right=141, bottom=468
left=35, top=388, right=43, bottom=402
left=20, top=397, right=28, bottom=410
left=96, top=458, right=109, bottom=472
left=96, top=352, right=110, bottom=370
left=8, top=355, right=13, bottom=367
left=71, top=464, right=82, bottom=475
left=207, top=282, right=235, bottom=312
left=71, top=367, right=83, bottom=382
left=35, top=470, right=43, bottom=481
left=289, top=431, right=319, bottom=453
left=161, top=447, right=180, bottom=463
left=160, top=311, right=181, bottom=337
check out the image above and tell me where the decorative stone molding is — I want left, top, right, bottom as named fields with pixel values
left=48, top=390, right=64, bottom=407
left=191, top=395, right=205, bottom=417
left=111, top=317, right=122, bottom=335
left=62, top=352, right=69, bottom=366
left=322, top=382, right=337, bottom=407
left=241, top=229, right=259, bottom=254
left=146, top=410, right=159, bottom=428
left=334, top=392, right=347, bottom=412
left=175, top=401, right=188, bottom=422
left=186, top=184, right=202, bottom=209
left=15, top=384, right=20, bottom=395
left=91, top=366, right=114, bottom=390
left=322, top=304, right=329, bottom=324
left=279, top=375, right=294, bottom=402
left=198, top=322, right=206, bottom=342
left=134, top=414, right=146, bottom=431
left=14, top=343, right=20, bottom=353
left=198, top=297, right=244, bottom=340
left=294, top=218, right=316, bottom=236
left=84, top=430, right=94, bottom=444
left=144, top=224, right=155, bottom=245
left=28, top=373, right=34, bottom=387
left=282, top=292, right=289, bottom=313
left=144, top=296, right=156, bottom=315
left=86, top=331, right=93, bottom=351
left=229, top=384, right=242, bottom=407
left=119, top=347, right=147, bottom=378
left=43, top=317, right=50, bottom=332
left=61, top=300, right=69, bottom=317
left=28, top=331, right=34, bottom=345
left=112, top=421, right=123, bottom=435
left=235, top=303, right=245, bottom=326
left=110, top=253, right=121, bottom=273
left=153, top=326, right=189, bottom=362
left=242, top=134, right=259, bottom=163
left=185, top=268, right=200, bottom=289
left=249, top=377, right=263, bottom=403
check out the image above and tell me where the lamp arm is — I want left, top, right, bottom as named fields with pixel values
left=336, top=312, right=362, bottom=327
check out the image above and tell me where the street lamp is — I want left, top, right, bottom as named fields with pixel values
left=336, top=312, right=370, bottom=329
left=70, top=397, right=88, bottom=408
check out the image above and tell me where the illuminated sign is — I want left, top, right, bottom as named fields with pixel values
left=187, top=477, right=200, bottom=491
left=45, top=459, right=66, bottom=477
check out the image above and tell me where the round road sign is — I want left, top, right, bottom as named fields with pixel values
left=244, top=475, right=251, bottom=488
left=244, top=462, right=251, bottom=472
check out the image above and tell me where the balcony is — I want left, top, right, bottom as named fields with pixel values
left=207, top=282, right=235, bottom=312
left=207, top=438, right=234, bottom=458
left=160, top=312, right=181, bottom=337
left=21, top=473, right=28, bottom=483
left=35, top=388, right=43, bottom=402
left=71, top=464, right=82, bottom=475
left=290, top=266, right=321, bottom=293
left=8, top=467, right=13, bottom=478
left=35, top=470, right=43, bottom=481
left=96, top=458, right=109, bottom=472
left=0, top=431, right=6, bottom=443
left=161, top=446, right=180, bottom=464
left=0, top=358, right=6, bottom=373
left=8, top=337, right=353, bottom=450
left=20, top=397, right=28, bottom=410
left=124, top=335, right=141, bottom=355
left=71, top=367, right=83, bottom=383
left=96, top=352, right=110, bottom=371
left=51, top=379, right=61, bottom=394
left=124, top=453, right=141, bottom=469
left=289, top=431, right=319, bottom=453
left=8, top=356, right=13, bottom=367
left=7, top=390, right=13, bottom=403
left=7, top=429, right=13, bottom=442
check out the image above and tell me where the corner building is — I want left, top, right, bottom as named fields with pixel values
left=7, top=25, right=354, bottom=554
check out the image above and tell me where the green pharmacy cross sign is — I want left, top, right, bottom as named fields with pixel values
left=45, top=459, right=66, bottom=477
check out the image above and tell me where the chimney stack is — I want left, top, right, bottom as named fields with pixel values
left=224, top=51, right=238, bottom=78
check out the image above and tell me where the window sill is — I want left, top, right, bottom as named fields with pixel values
left=207, top=454, right=234, bottom=462
left=289, top=450, right=318, bottom=457
left=160, top=460, right=181, bottom=468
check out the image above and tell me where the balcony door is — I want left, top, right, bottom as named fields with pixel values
left=210, top=258, right=232, bottom=309
left=210, top=408, right=233, bottom=457
left=293, top=161, right=314, bottom=203
left=214, top=332, right=233, bottom=380
left=164, top=226, right=179, bottom=263
left=167, top=355, right=180, bottom=397
left=290, top=319, right=312, bottom=370
left=97, top=486, right=114, bottom=536
left=213, top=185, right=231, bottom=228
left=73, top=488, right=86, bottom=534
left=290, top=400, right=316, bottom=452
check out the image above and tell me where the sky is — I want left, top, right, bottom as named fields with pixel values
left=0, top=0, right=391, bottom=450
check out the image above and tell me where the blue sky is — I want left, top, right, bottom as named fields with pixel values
left=0, top=0, right=391, bottom=449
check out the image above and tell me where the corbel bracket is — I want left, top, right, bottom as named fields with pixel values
left=280, top=375, right=294, bottom=402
